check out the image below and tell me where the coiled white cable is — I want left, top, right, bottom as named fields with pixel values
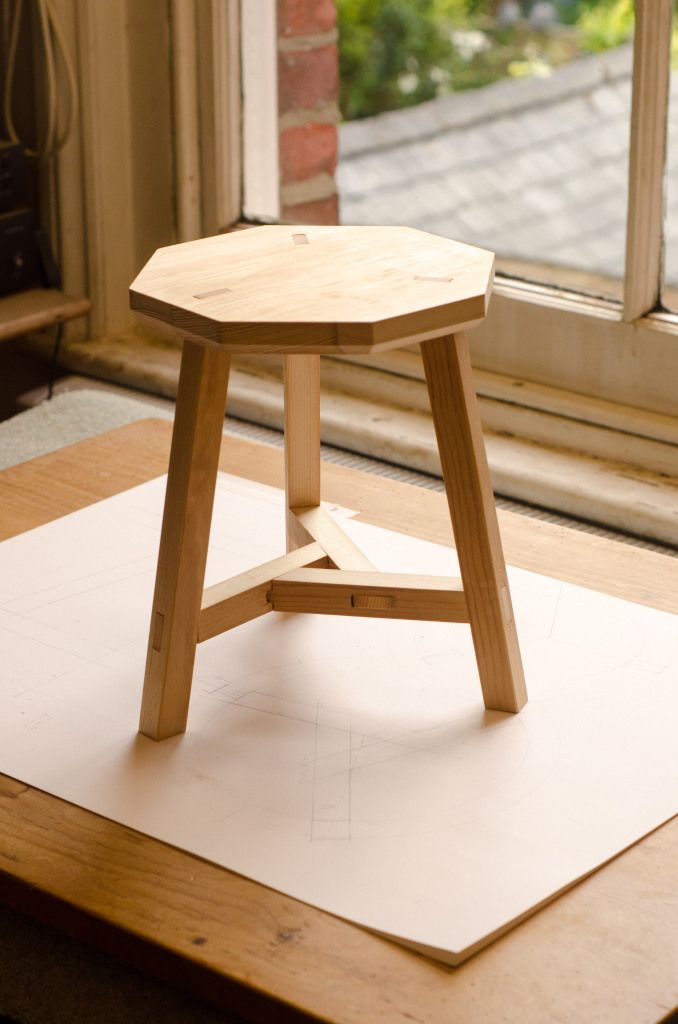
left=2, top=0, right=78, bottom=159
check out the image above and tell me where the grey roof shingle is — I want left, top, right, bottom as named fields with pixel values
left=338, top=44, right=675, bottom=286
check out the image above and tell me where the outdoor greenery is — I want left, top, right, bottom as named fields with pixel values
left=337, top=0, right=637, bottom=120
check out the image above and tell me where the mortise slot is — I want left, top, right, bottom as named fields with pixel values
left=351, top=593, right=395, bottom=611
left=292, top=233, right=309, bottom=246
left=413, top=275, right=454, bottom=283
left=193, top=286, right=233, bottom=299
left=152, top=612, right=165, bottom=652
left=271, top=569, right=467, bottom=622
left=500, top=586, right=514, bottom=626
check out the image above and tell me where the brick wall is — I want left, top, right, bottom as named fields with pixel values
left=277, top=0, right=340, bottom=225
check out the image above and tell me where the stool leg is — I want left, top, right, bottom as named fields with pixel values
left=284, top=353, right=321, bottom=550
left=422, top=333, right=527, bottom=713
left=140, top=339, right=231, bottom=740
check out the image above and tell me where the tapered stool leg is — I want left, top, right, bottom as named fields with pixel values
left=140, top=339, right=231, bottom=740
left=422, top=333, right=527, bottom=713
left=284, top=353, right=321, bottom=551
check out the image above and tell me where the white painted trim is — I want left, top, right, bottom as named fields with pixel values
left=195, top=0, right=242, bottom=233
left=245, top=350, right=678, bottom=477
left=171, top=0, right=202, bottom=242
left=623, top=0, right=672, bottom=321
left=241, top=0, right=280, bottom=221
left=471, top=282, right=678, bottom=418
left=76, top=2, right=138, bottom=337
left=28, top=325, right=678, bottom=545
left=335, top=300, right=678, bottom=423
left=209, top=0, right=242, bottom=229
left=213, top=367, right=678, bottom=547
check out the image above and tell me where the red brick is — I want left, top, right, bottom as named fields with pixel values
left=280, top=123, right=337, bottom=184
left=277, top=0, right=336, bottom=38
left=282, top=194, right=339, bottom=225
left=278, top=44, right=338, bottom=115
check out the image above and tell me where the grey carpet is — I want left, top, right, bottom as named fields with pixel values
left=0, top=390, right=173, bottom=471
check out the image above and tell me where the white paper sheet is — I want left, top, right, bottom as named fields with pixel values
left=1, top=473, right=677, bottom=964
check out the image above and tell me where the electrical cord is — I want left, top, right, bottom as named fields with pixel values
left=46, top=320, right=63, bottom=400
left=1, top=0, right=76, bottom=399
left=2, top=0, right=78, bottom=158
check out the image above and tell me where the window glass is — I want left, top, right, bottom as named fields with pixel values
left=337, top=0, right=634, bottom=300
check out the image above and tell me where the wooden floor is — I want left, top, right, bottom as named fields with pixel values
left=1, top=418, right=677, bottom=1023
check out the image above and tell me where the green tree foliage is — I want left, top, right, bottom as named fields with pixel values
left=337, top=0, right=458, bottom=121
left=575, top=0, right=633, bottom=51
left=337, top=0, right=637, bottom=121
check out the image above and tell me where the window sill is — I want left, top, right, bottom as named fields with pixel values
left=22, top=329, right=678, bottom=548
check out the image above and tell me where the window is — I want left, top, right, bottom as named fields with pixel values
left=337, top=0, right=634, bottom=300
left=333, top=1, right=678, bottom=420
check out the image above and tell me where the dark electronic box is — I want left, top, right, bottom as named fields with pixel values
left=0, top=141, right=42, bottom=297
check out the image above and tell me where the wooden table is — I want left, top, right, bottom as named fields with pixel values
left=1, top=418, right=677, bottom=1024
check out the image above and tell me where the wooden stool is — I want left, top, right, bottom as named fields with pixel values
left=130, top=226, right=527, bottom=741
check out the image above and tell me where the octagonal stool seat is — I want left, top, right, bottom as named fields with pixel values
left=130, top=225, right=527, bottom=741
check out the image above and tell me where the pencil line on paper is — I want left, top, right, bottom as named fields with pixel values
left=1, top=553, right=154, bottom=610
left=7, top=565, right=153, bottom=614
left=348, top=717, right=353, bottom=841
left=310, top=701, right=319, bottom=842
left=547, top=582, right=564, bottom=639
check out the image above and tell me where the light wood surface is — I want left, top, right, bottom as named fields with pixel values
left=198, top=543, right=329, bottom=642
left=129, top=225, right=494, bottom=353
left=284, top=354, right=321, bottom=550
left=422, top=334, right=527, bottom=713
left=290, top=505, right=376, bottom=570
left=1, top=420, right=678, bottom=1023
left=271, top=568, right=467, bottom=621
left=140, top=343, right=231, bottom=740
